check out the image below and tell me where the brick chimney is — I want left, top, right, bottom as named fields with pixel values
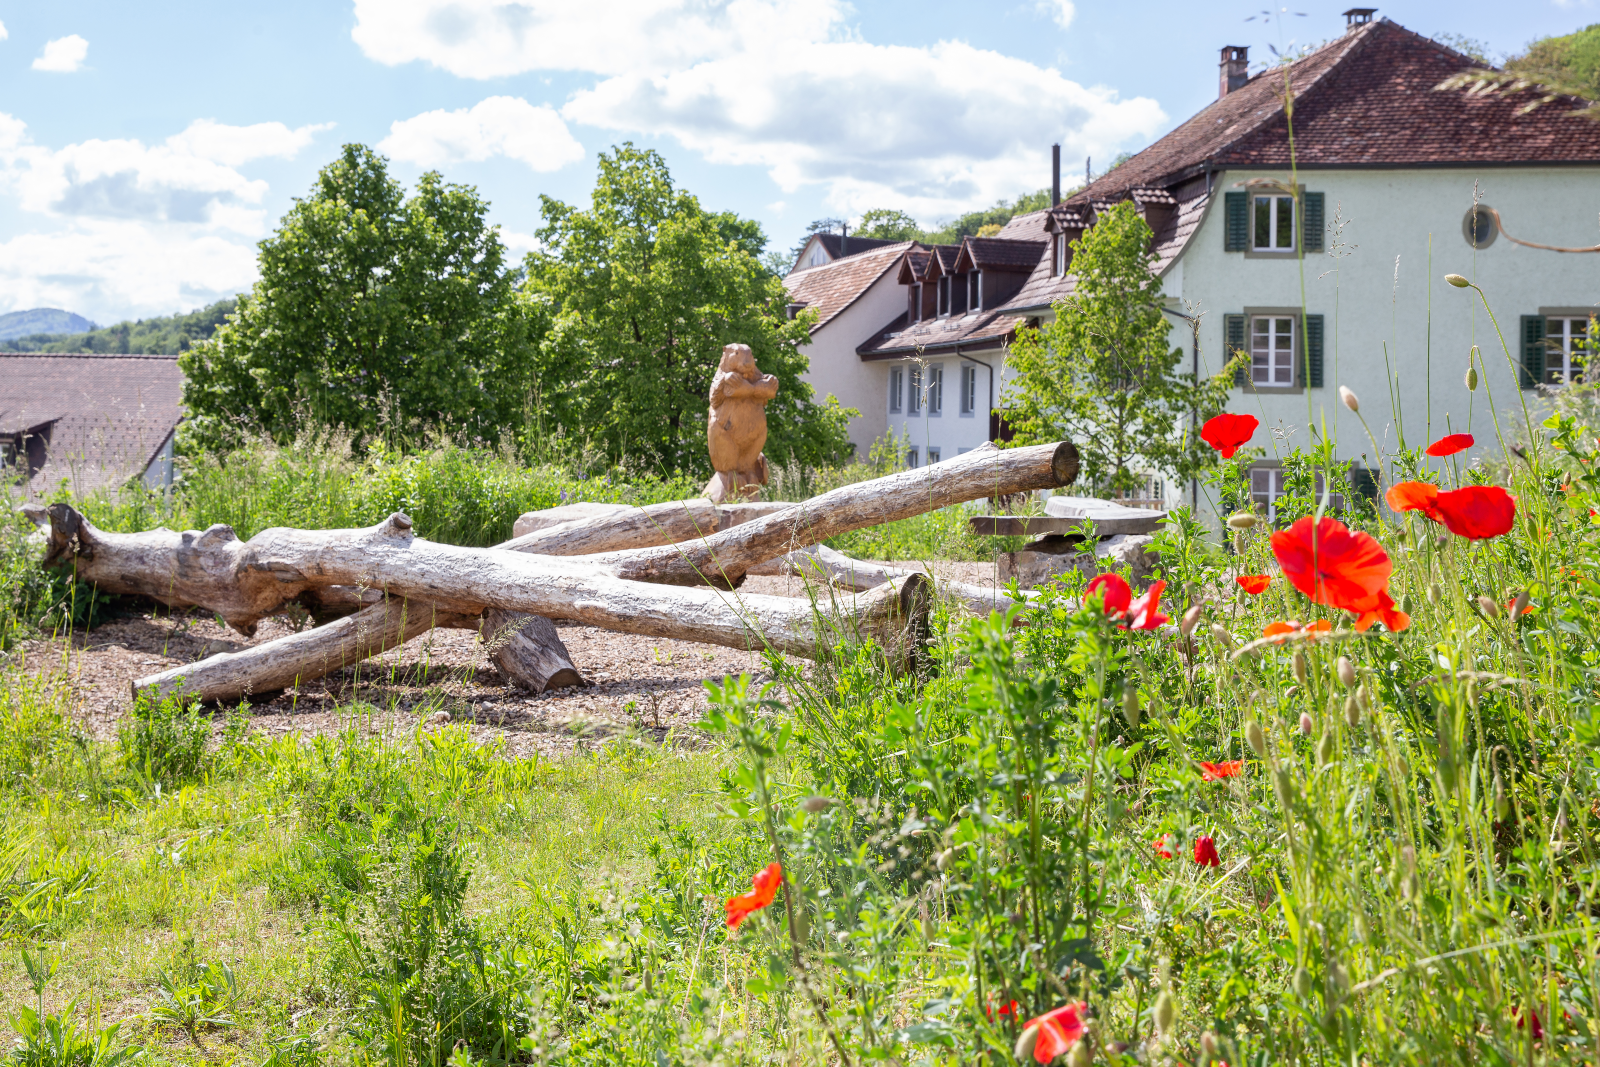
left=1218, top=46, right=1249, bottom=98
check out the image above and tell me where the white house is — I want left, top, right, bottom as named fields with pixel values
left=786, top=10, right=1600, bottom=521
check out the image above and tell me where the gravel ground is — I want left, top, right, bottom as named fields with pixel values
left=18, top=561, right=1001, bottom=759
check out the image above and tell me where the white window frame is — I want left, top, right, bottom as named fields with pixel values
left=1252, top=195, right=1296, bottom=252
left=1546, top=316, right=1594, bottom=386
left=808, top=244, right=828, bottom=267
left=927, top=447, right=941, bottom=465
left=888, top=367, right=904, bottom=413
left=1250, top=466, right=1285, bottom=525
left=1053, top=233, right=1067, bottom=277
left=906, top=447, right=920, bottom=469
left=908, top=284, right=921, bottom=324
left=959, top=365, right=978, bottom=416
left=926, top=363, right=944, bottom=416
left=1250, top=314, right=1296, bottom=386
left=907, top=365, right=923, bottom=414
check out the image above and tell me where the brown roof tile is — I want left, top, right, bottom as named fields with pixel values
left=856, top=307, right=1025, bottom=360
left=956, top=236, right=1049, bottom=273
left=783, top=242, right=914, bottom=333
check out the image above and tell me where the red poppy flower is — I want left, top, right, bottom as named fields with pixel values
left=1201, top=413, right=1259, bottom=458
left=1351, top=590, right=1411, bottom=634
left=1194, top=835, right=1221, bottom=867
left=1385, top=480, right=1446, bottom=523
left=1514, top=1007, right=1543, bottom=1041
left=1237, top=574, right=1271, bottom=595
left=725, top=862, right=783, bottom=930
left=1271, top=516, right=1396, bottom=619
left=1433, top=485, right=1516, bottom=540
left=1199, top=760, right=1244, bottom=782
left=1024, top=1002, right=1087, bottom=1063
left=1263, top=619, right=1333, bottom=642
left=1425, top=432, right=1474, bottom=457
left=1153, top=835, right=1174, bottom=859
left=1085, top=573, right=1132, bottom=617
left=986, top=999, right=1020, bottom=1021
left=1126, top=579, right=1170, bottom=630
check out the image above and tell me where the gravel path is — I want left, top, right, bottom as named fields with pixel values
left=19, top=561, right=1001, bottom=758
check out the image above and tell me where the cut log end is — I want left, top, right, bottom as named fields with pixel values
left=482, top=609, right=588, bottom=694
left=1050, top=441, right=1081, bottom=487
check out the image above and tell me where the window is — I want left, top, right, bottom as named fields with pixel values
left=926, top=364, right=944, bottom=415
left=906, top=447, right=920, bottom=468
left=1250, top=467, right=1285, bottom=524
left=908, top=365, right=923, bottom=414
left=1546, top=316, right=1594, bottom=385
left=1253, top=195, right=1295, bottom=252
left=1053, top=233, right=1067, bottom=276
left=1251, top=315, right=1296, bottom=386
left=969, top=271, right=981, bottom=311
left=808, top=244, right=828, bottom=267
left=951, top=273, right=968, bottom=315
left=938, top=277, right=950, bottom=316
left=1463, top=205, right=1497, bottom=250
left=927, top=447, right=941, bottom=464
left=889, top=367, right=904, bottom=413
left=908, top=285, right=922, bottom=324
left=960, top=365, right=978, bottom=415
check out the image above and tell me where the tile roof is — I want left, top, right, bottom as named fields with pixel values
left=996, top=209, right=1051, bottom=242
left=809, top=233, right=903, bottom=260
left=856, top=307, right=1025, bottom=360
left=1067, top=18, right=1600, bottom=207
left=956, top=236, right=1049, bottom=273
left=783, top=242, right=914, bottom=333
left=0, top=352, right=183, bottom=494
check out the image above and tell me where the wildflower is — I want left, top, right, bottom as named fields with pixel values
left=1193, top=835, right=1221, bottom=867
left=1385, top=480, right=1446, bottom=523
left=1513, top=1007, right=1543, bottom=1041
left=1023, top=1002, right=1088, bottom=1064
left=1199, top=760, right=1244, bottom=782
left=725, top=862, right=782, bottom=930
left=1236, top=574, right=1271, bottom=595
left=1085, top=573, right=1132, bottom=617
left=1153, top=835, right=1174, bottom=859
left=1433, top=485, right=1517, bottom=540
left=1263, top=618, right=1332, bottom=641
left=1201, top=413, right=1259, bottom=458
left=1425, top=432, right=1474, bottom=457
left=1339, top=385, right=1360, bottom=412
left=1271, top=516, right=1409, bottom=632
left=985, top=999, right=1020, bottom=1021
left=1507, top=591, right=1534, bottom=619
left=1127, top=580, right=1170, bottom=630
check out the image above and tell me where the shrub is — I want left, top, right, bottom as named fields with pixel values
left=118, top=690, right=209, bottom=785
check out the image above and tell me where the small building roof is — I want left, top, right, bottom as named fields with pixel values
left=788, top=232, right=906, bottom=274
left=783, top=242, right=915, bottom=333
left=856, top=307, right=1025, bottom=361
left=0, top=352, right=183, bottom=494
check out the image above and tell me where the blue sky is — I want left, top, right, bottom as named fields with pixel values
left=0, top=0, right=1590, bottom=324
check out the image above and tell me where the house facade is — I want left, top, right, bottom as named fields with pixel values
left=786, top=11, right=1600, bottom=520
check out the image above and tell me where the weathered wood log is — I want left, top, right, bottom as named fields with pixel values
left=134, top=596, right=479, bottom=703
left=508, top=499, right=791, bottom=545
left=767, top=543, right=1035, bottom=617
left=482, top=608, right=586, bottom=694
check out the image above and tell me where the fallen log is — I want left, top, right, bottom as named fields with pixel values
left=507, top=499, right=791, bottom=548
left=482, top=608, right=585, bottom=694
left=770, top=543, right=1034, bottom=617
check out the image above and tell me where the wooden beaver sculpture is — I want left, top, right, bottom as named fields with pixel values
left=703, top=343, right=779, bottom=504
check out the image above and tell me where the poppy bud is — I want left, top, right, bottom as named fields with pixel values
left=1401, top=844, right=1416, bottom=874
left=1465, top=680, right=1478, bottom=710
left=1014, top=1025, right=1040, bottom=1062
left=1317, top=730, right=1335, bottom=766
left=1292, top=650, right=1308, bottom=685
left=1153, top=991, right=1177, bottom=1037
left=1339, top=385, right=1360, bottom=412
left=1345, top=694, right=1361, bottom=727
left=1233, top=530, right=1248, bottom=554
left=1274, top=767, right=1296, bottom=807
left=936, top=848, right=954, bottom=872
left=1068, top=1039, right=1093, bottom=1067
left=799, top=796, right=834, bottom=814
left=1493, top=772, right=1510, bottom=821
left=1401, top=593, right=1415, bottom=616
left=1122, top=681, right=1141, bottom=729
left=1465, top=364, right=1479, bottom=391
left=1246, top=719, right=1266, bottom=757
left=1328, top=962, right=1349, bottom=998
left=1445, top=273, right=1470, bottom=288
left=1226, top=512, right=1257, bottom=529
left=1427, top=582, right=1442, bottom=605
left=1511, top=589, right=1531, bottom=619
left=1356, top=684, right=1372, bottom=713
left=1335, top=656, right=1356, bottom=688
left=1299, top=711, right=1313, bottom=735
left=1477, top=595, right=1501, bottom=618
left=1180, top=604, right=1203, bottom=638
left=1210, top=623, right=1233, bottom=650
left=1293, top=966, right=1312, bottom=998
left=1200, top=1031, right=1220, bottom=1064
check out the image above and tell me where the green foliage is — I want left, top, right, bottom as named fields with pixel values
left=918, top=187, right=1056, bottom=246
left=528, top=144, right=853, bottom=475
left=179, top=145, right=528, bottom=453
left=118, top=690, right=209, bottom=786
left=1003, top=201, right=1235, bottom=494
left=1507, top=22, right=1600, bottom=100
left=853, top=208, right=921, bottom=241
left=4, top=300, right=235, bottom=355
left=6, top=948, right=142, bottom=1067
left=150, top=952, right=241, bottom=1046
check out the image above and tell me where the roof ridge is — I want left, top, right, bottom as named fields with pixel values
left=0, top=351, right=182, bottom=359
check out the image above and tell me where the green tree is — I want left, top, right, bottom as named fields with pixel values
left=10, top=299, right=235, bottom=355
left=1000, top=201, right=1234, bottom=494
left=179, top=145, right=529, bottom=452
left=854, top=208, right=921, bottom=241
left=1508, top=23, right=1600, bottom=98
left=526, top=144, right=853, bottom=475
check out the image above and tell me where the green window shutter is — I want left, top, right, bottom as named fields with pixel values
left=1225, top=313, right=1247, bottom=385
left=1302, top=192, right=1324, bottom=253
left=1520, top=315, right=1546, bottom=389
left=1305, top=313, right=1324, bottom=387
left=1224, top=192, right=1248, bottom=252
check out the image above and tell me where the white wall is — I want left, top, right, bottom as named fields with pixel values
left=1174, top=166, right=1600, bottom=512
left=883, top=348, right=1007, bottom=465
left=796, top=270, right=906, bottom=456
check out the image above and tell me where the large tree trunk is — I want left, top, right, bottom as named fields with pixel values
left=769, top=543, right=1035, bottom=617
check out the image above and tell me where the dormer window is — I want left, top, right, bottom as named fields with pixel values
left=969, top=271, right=982, bottom=312
left=951, top=273, right=968, bottom=316
left=908, top=284, right=922, bottom=323
left=1053, top=233, right=1068, bottom=276
left=938, top=276, right=950, bottom=317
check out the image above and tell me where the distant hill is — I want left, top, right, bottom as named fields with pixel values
left=0, top=308, right=96, bottom=340
left=4, top=299, right=238, bottom=355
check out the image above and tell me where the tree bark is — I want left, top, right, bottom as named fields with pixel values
left=503, top=499, right=791, bottom=556
left=482, top=608, right=585, bottom=694
left=765, top=543, right=1036, bottom=617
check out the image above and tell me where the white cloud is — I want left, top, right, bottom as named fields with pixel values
left=379, top=97, right=584, bottom=172
left=0, top=21, right=9, bottom=41
left=351, top=0, right=840, bottom=79
left=166, top=118, right=335, bottom=167
left=565, top=38, right=1165, bottom=218
left=499, top=228, right=542, bottom=255
left=1038, top=0, right=1075, bottom=29
left=33, top=34, right=88, bottom=73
